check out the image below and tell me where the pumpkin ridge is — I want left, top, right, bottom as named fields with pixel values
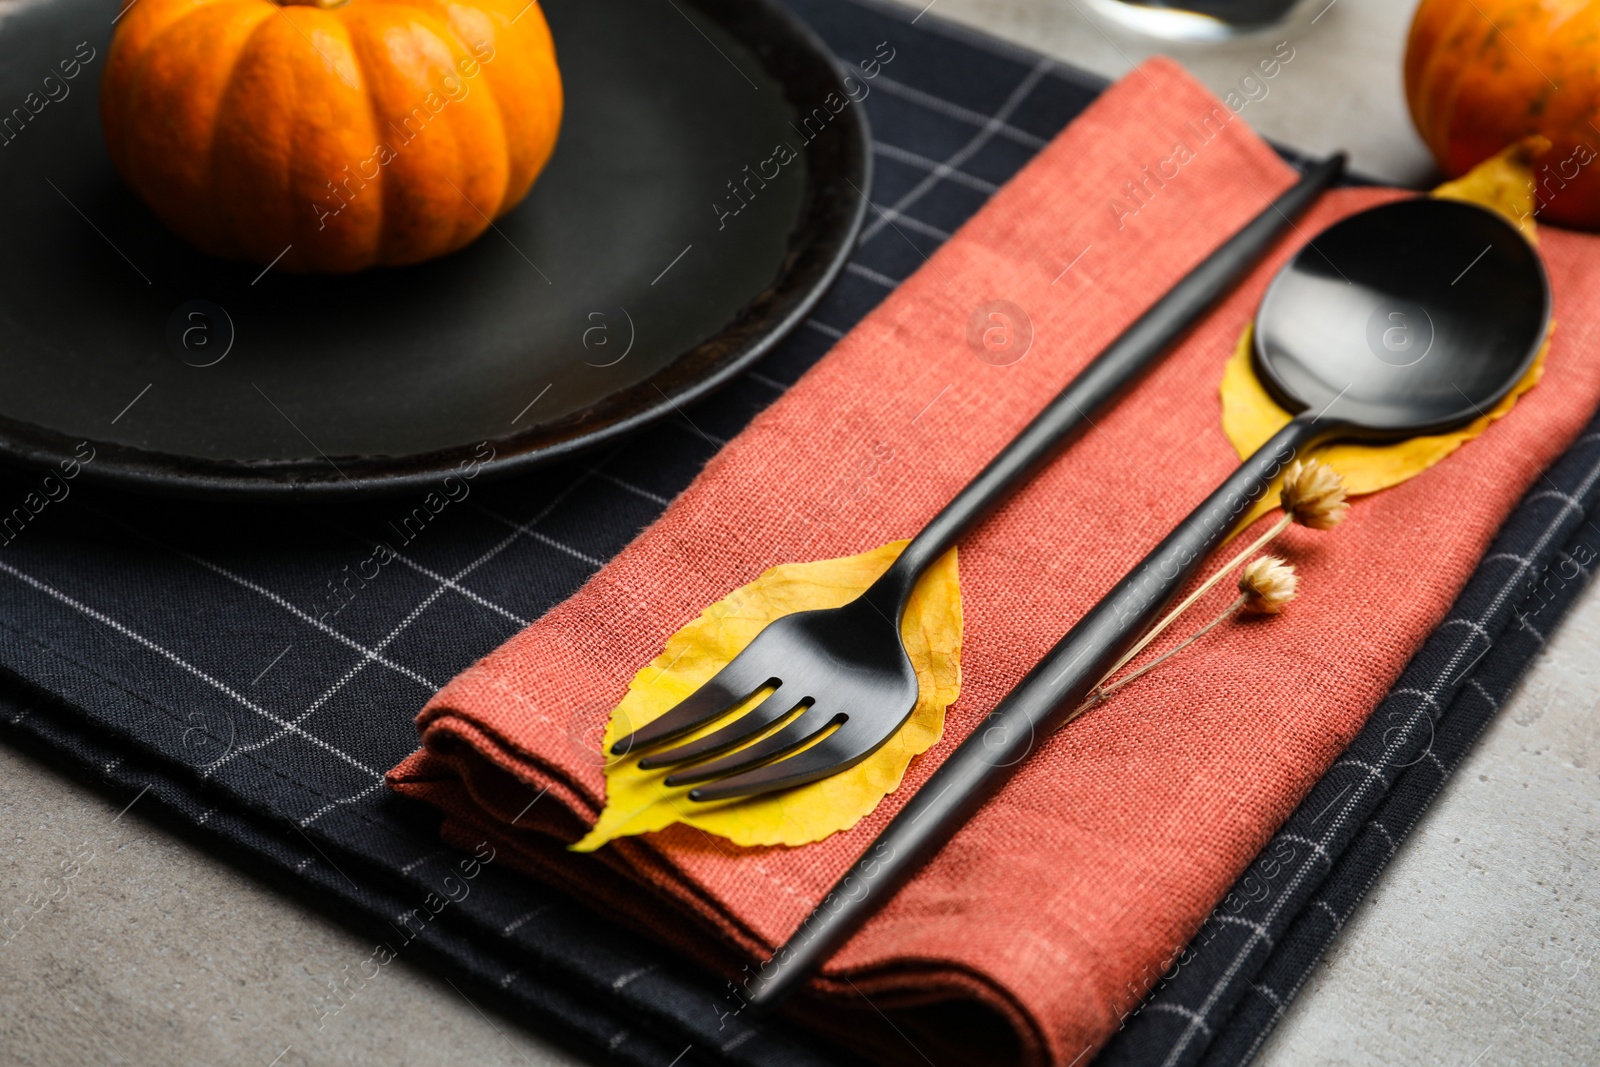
left=216, top=8, right=283, bottom=262
left=102, top=0, right=193, bottom=164
left=339, top=5, right=464, bottom=264
left=221, top=7, right=309, bottom=264
left=427, top=15, right=509, bottom=252
left=366, top=1, right=512, bottom=252
left=405, top=0, right=559, bottom=215
left=341, top=12, right=389, bottom=268
left=134, top=1, right=276, bottom=261
left=281, top=6, right=393, bottom=271
left=280, top=9, right=338, bottom=267
left=434, top=12, right=517, bottom=218
left=490, top=0, right=562, bottom=215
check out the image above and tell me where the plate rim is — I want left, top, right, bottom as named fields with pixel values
left=0, top=0, right=872, bottom=500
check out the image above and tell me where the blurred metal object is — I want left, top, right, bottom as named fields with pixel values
left=1083, top=0, right=1320, bottom=42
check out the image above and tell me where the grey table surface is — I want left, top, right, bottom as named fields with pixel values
left=4, top=1, right=1597, bottom=1065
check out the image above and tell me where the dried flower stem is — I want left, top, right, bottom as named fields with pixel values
left=1067, top=460, right=1341, bottom=726
left=1072, top=593, right=1247, bottom=722
left=1093, top=459, right=1344, bottom=689
left=1093, top=513, right=1292, bottom=690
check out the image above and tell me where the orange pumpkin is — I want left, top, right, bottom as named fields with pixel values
left=102, top=0, right=562, bottom=272
left=1406, top=0, right=1600, bottom=229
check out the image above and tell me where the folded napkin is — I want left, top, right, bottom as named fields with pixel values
left=389, top=58, right=1600, bottom=1065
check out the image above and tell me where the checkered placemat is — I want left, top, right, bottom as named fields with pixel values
left=2, top=0, right=1592, bottom=1064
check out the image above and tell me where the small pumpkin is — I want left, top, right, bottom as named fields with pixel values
left=102, top=0, right=562, bottom=272
left=1405, top=0, right=1600, bottom=229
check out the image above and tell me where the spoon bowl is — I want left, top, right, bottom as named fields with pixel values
left=1253, top=197, right=1549, bottom=438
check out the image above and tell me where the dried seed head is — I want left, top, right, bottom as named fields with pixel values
left=1279, top=458, right=1349, bottom=530
left=1239, top=556, right=1297, bottom=615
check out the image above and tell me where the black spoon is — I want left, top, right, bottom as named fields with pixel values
left=745, top=195, right=1550, bottom=1011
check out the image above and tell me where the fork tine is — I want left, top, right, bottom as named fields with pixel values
left=610, top=652, right=774, bottom=755
left=637, top=686, right=805, bottom=769
left=685, top=719, right=884, bottom=801
left=661, top=706, right=839, bottom=787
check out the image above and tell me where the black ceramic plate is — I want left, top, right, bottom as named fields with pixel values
left=0, top=0, right=868, bottom=498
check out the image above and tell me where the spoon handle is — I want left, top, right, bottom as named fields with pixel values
left=877, top=153, right=1345, bottom=593
left=746, top=412, right=1332, bottom=1012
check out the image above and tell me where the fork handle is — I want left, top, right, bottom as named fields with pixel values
left=876, top=153, right=1345, bottom=596
left=746, top=413, right=1335, bottom=1012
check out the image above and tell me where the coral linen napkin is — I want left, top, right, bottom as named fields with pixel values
left=389, top=58, right=1600, bottom=1065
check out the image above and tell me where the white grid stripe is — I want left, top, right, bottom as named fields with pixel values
left=475, top=506, right=608, bottom=568
left=299, top=779, right=389, bottom=827
left=337, top=531, right=531, bottom=628
left=589, top=470, right=674, bottom=507
left=203, top=468, right=603, bottom=775
left=869, top=73, right=1050, bottom=150
left=803, top=318, right=845, bottom=340
left=169, top=545, right=439, bottom=690
left=0, top=558, right=384, bottom=781
left=873, top=141, right=1001, bottom=193
left=859, top=59, right=1054, bottom=244
left=845, top=262, right=902, bottom=288
left=872, top=209, right=952, bottom=242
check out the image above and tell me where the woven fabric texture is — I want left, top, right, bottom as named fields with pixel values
left=4, top=2, right=1597, bottom=1065
left=388, top=55, right=1600, bottom=1067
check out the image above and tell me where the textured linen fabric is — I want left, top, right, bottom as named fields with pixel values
left=387, top=55, right=1600, bottom=1067
left=5, top=1, right=1600, bottom=1064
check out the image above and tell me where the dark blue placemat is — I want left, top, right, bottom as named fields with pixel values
left=2, top=0, right=1590, bottom=1064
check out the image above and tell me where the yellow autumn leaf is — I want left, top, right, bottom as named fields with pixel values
left=1431, top=134, right=1549, bottom=244
left=1220, top=327, right=1548, bottom=531
left=572, top=540, right=961, bottom=851
left=1220, top=140, right=1552, bottom=530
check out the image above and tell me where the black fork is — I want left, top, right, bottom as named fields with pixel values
left=611, top=154, right=1347, bottom=800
